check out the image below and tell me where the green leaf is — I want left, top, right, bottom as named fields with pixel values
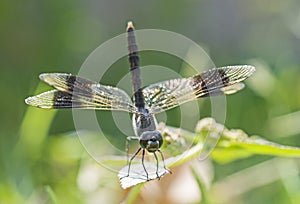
left=196, top=118, right=300, bottom=163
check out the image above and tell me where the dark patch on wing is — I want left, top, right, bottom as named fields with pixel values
left=52, top=91, right=74, bottom=108
left=143, top=66, right=255, bottom=114
left=27, top=73, right=136, bottom=112
left=65, top=75, right=77, bottom=93
left=192, top=68, right=231, bottom=98
left=65, top=75, right=95, bottom=100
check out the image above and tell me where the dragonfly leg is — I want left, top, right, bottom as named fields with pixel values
left=153, top=152, right=160, bottom=179
left=158, top=149, right=172, bottom=174
left=126, top=136, right=139, bottom=165
left=141, top=149, right=149, bottom=180
left=120, top=147, right=141, bottom=179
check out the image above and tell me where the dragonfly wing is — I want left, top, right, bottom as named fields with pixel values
left=25, top=90, right=108, bottom=109
left=143, top=65, right=255, bottom=114
left=25, top=73, right=136, bottom=112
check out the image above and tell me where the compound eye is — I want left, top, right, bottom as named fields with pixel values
left=139, top=131, right=163, bottom=152
left=140, top=137, right=148, bottom=149
left=156, top=133, right=163, bottom=148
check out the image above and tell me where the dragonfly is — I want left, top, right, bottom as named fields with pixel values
left=25, top=21, right=255, bottom=182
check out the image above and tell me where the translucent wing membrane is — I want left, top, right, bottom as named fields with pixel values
left=25, top=73, right=137, bottom=112
left=25, top=90, right=105, bottom=109
left=143, top=65, right=255, bottom=114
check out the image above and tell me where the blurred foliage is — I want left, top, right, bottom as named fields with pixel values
left=120, top=118, right=300, bottom=202
left=1, top=0, right=300, bottom=203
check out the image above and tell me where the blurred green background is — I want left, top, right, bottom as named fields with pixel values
left=1, top=0, right=300, bottom=203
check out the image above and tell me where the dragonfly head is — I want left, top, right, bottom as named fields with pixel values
left=140, top=130, right=163, bottom=153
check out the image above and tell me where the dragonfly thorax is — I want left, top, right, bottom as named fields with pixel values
left=132, top=108, right=159, bottom=137
left=139, top=130, right=163, bottom=153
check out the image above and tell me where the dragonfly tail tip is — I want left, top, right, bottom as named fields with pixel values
left=127, top=21, right=134, bottom=31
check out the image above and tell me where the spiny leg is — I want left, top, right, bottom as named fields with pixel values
left=126, top=139, right=129, bottom=165
left=141, top=149, right=149, bottom=180
left=153, top=152, right=160, bottom=179
left=158, top=149, right=172, bottom=174
left=126, top=136, right=139, bottom=165
left=121, top=147, right=142, bottom=179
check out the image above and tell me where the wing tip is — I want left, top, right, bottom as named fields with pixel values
left=224, top=65, right=256, bottom=79
left=244, top=65, right=256, bottom=74
left=243, top=65, right=256, bottom=79
left=24, top=96, right=43, bottom=108
left=24, top=97, right=32, bottom=105
left=226, top=64, right=255, bottom=72
left=39, top=73, right=46, bottom=80
left=39, top=72, right=56, bottom=80
left=39, top=73, right=72, bottom=81
left=39, top=73, right=53, bottom=83
left=25, top=96, right=39, bottom=108
left=25, top=91, right=55, bottom=109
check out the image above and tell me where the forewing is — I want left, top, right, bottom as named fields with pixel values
left=25, top=73, right=136, bottom=112
left=143, top=65, right=255, bottom=113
